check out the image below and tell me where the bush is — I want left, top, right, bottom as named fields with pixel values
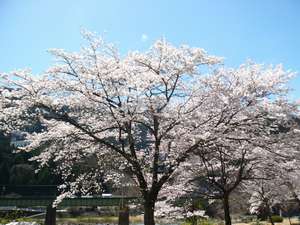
left=270, top=215, right=283, bottom=223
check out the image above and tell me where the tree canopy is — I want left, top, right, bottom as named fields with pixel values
left=0, top=31, right=299, bottom=225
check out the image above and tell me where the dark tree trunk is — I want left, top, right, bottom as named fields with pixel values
left=288, top=216, right=292, bottom=225
left=268, top=214, right=274, bottom=225
left=45, top=205, right=56, bottom=225
left=118, top=205, right=129, bottom=225
left=223, top=194, right=232, bottom=225
left=144, top=201, right=155, bottom=225
left=293, top=193, right=300, bottom=212
left=266, top=204, right=274, bottom=225
left=296, top=198, right=300, bottom=211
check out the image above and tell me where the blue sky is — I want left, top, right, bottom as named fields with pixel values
left=0, top=0, right=299, bottom=100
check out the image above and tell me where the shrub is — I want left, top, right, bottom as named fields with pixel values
left=270, top=215, right=283, bottom=223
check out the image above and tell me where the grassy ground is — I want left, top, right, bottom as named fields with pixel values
left=181, top=218, right=300, bottom=225
left=0, top=215, right=144, bottom=224
left=234, top=218, right=300, bottom=225
left=1, top=216, right=299, bottom=225
left=56, top=215, right=143, bottom=224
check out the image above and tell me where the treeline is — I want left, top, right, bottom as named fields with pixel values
left=0, top=132, right=60, bottom=187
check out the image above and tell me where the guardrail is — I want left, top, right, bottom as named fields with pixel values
left=0, top=185, right=141, bottom=207
left=0, top=196, right=141, bottom=207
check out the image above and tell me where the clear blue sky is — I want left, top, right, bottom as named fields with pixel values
left=0, top=0, right=299, bottom=100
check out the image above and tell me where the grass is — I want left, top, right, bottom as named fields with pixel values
left=0, top=215, right=144, bottom=224
left=1, top=216, right=298, bottom=225
left=181, top=217, right=300, bottom=225
left=234, top=218, right=300, bottom=225
left=56, top=215, right=143, bottom=223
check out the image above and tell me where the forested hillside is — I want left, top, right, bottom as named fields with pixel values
left=0, top=132, right=60, bottom=187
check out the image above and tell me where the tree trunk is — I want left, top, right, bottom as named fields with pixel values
left=292, top=192, right=300, bottom=212
left=144, top=201, right=155, bottom=225
left=118, top=205, right=129, bottom=225
left=268, top=214, right=274, bottom=225
left=45, top=205, right=56, bottom=225
left=288, top=216, right=292, bottom=225
left=266, top=205, right=274, bottom=225
left=223, top=194, right=232, bottom=225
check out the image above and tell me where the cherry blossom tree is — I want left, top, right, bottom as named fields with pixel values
left=246, top=161, right=300, bottom=225
left=153, top=66, right=299, bottom=225
left=242, top=116, right=300, bottom=225
left=246, top=159, right=297, bottom=224
left=0, top=31, right=298, bottom=225
left=246, top=115, right=300, bottom=218
left=277, top=117, right=300, bottom=209
left=0, top=31, right=222, bottom=225
left=248, top=178, right=285, bottom=225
